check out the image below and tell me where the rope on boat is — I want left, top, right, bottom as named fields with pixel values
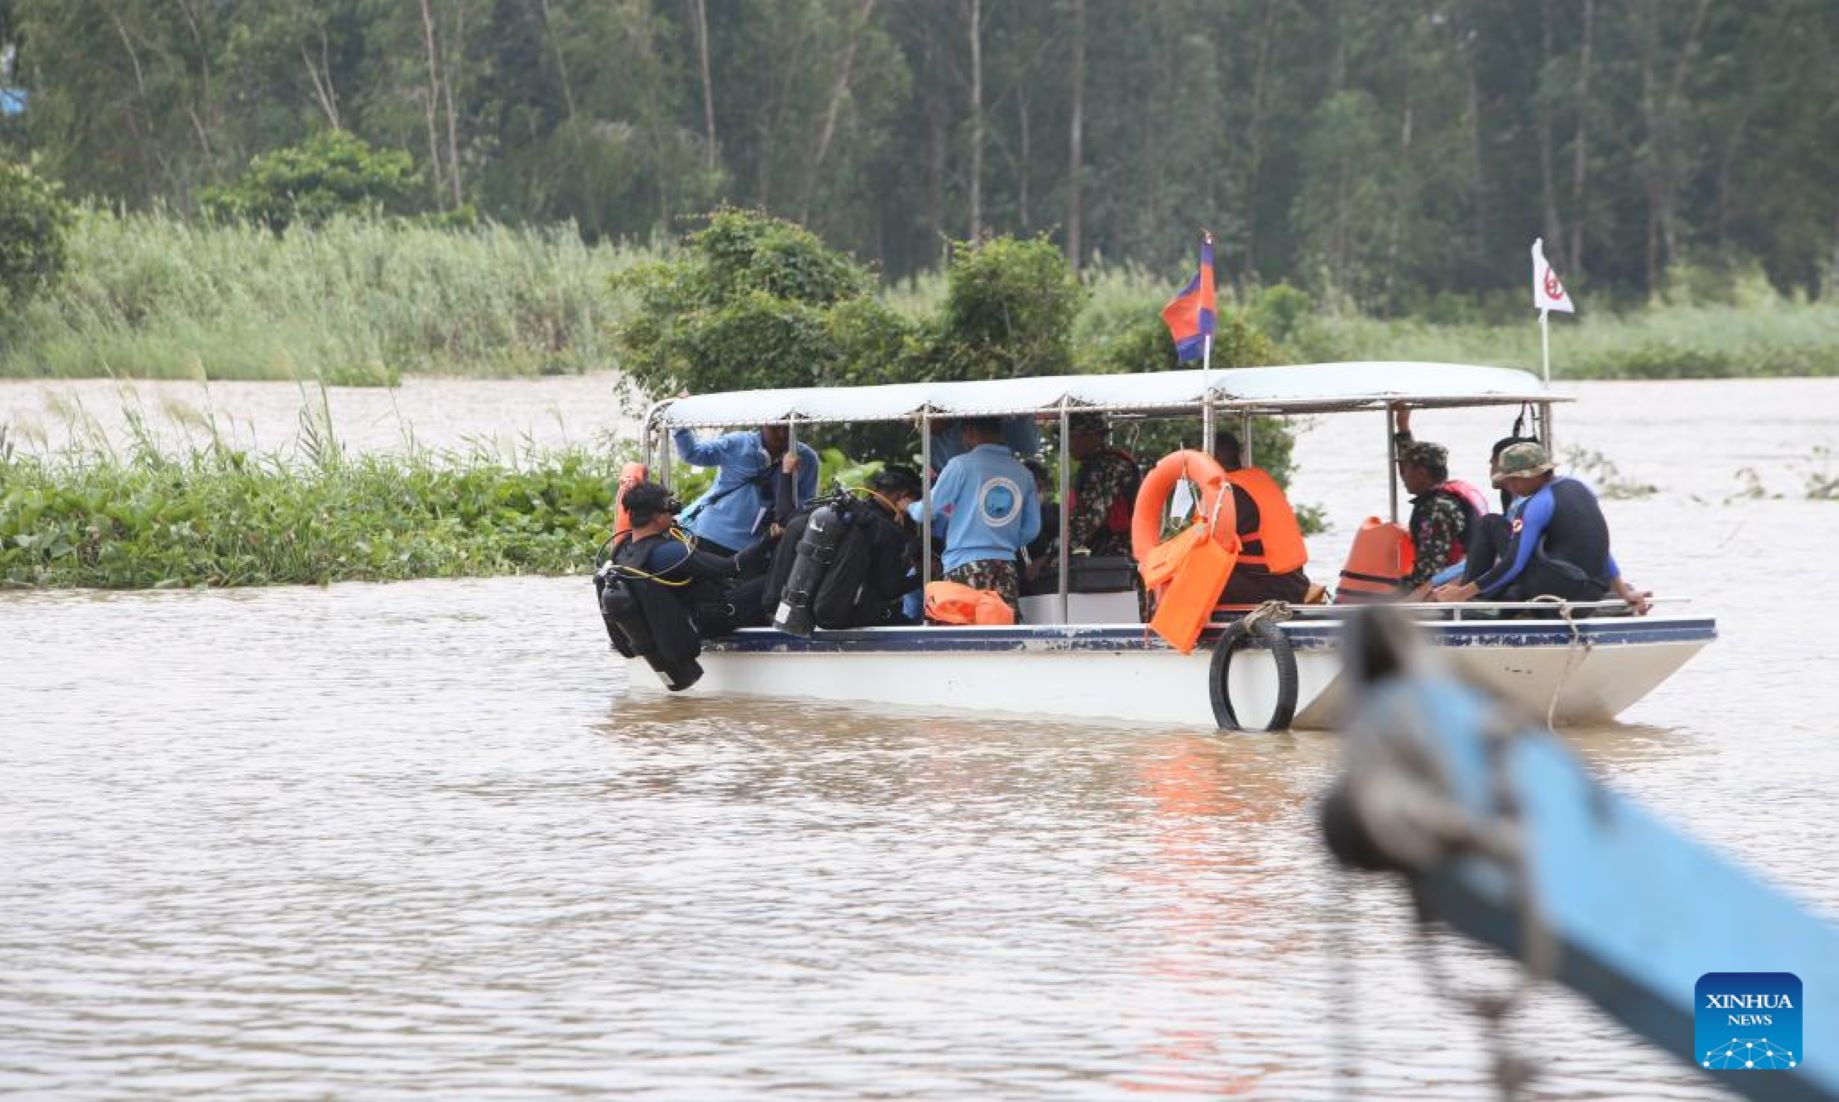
left=1531, top=597, right=1593, bottom=729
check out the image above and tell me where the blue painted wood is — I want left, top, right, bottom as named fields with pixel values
left=704, top=617, right=1717, bottom=655
left=1359, top=674, right=1837, bottom=1101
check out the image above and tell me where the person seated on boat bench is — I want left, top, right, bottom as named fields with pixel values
left=1391, top=409, right=1490, bottom=600
left=913, top=417, right=1041, bottom=614
left=1431, top=442, right=1652, bottom=615
left=1211, top=430, right=1313, bottom=605
left=611, top=482, right=774, bottom=638
left=672, top=422, right=819, bottom=558
left=1064, top=413, right=1141, bottom=559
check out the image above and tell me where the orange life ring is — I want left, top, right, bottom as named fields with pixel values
left=1131, top=449, right=1239, bottom=565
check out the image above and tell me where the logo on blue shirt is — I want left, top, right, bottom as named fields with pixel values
left=977, top=476, right=1022, bottom=527
left=1696, top=972, right=1801, bottom=1071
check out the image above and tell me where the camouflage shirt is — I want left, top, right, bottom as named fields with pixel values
left=1067, top=449, right=1140, bottom=557
left=1404, top=492, right=1467, bottom=588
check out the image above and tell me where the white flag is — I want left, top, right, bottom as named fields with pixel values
left=1531, top=237, right=1575, bottom=314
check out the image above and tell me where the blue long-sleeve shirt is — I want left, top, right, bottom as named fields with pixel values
left=672, top=429, right=819, bottom=552
left=912, top=443, right=1041, bottom=571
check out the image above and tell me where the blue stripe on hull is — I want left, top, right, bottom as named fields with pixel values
left=705, top=617, right=1717, bottom=655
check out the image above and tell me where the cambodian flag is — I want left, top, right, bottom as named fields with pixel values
left=1160, top=233, right=1216, bottom=362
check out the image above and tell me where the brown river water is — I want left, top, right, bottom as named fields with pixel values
left=3, top=376, right=1837, bottom=1099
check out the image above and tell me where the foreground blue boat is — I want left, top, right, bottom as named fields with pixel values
left=1323, top=610, right=1837, bottom=1101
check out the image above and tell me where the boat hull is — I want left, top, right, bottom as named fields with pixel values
left=622, top=616, right=1715, bottom=729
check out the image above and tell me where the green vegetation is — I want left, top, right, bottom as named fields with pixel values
left=0, top=209, right=643, bottom=384
left=0, top=424, right=622, bottom=589
left=200, top=131, right=419, bottom=232
left=0, top=161, right=74, bottom=323
left=7, top=3, right=1837, bottom=304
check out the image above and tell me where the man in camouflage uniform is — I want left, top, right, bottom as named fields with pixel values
left=1063, top=413, right=1141, bottom=558
left=1393, top=410, right=1478, bottom=597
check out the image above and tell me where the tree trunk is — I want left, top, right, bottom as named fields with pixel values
left=690, top=0, right=717, bottom=172
left=1016, top=86, right=1031, bottom=229
left=442, top=1, right=466, bottom=208
left=803, top=0, right=878, bottom=222
left=967, top=0, right=983, bottom=239
left=1243, top=0, right=1280, bottom=280
left=417, top=0, right=447, bottom=206
left=1568, top=0, right=1594, bottom=277
left=1537, top=0, right=1564, bottom=268
left=1066, top=0, right=1085, bottom=271
left=301, top=29, right=342, bottom=130
left=538, top=0, right=577, bottom=121
left=1830, top=206, right=1839, bottom=302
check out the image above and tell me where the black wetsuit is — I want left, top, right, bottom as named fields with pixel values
left=1467, top=477, right=1619, bottom=603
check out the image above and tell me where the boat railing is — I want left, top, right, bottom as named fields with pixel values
left=1250, top=597, right=1690, bottom=622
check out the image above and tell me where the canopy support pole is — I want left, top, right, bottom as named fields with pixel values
left=1386, top=410, right=1399, bottom=523
left=786, top=415, right=801, bottom=509
left=1058, top=403, right=1072, bottom=625
left=1541, top=400, right=1556, bottom=458
left=656, top=425, right=670, bottom=491
left=1241, top=411, right=1254, bottom=467
left=920, top=412, right=933, bottom=600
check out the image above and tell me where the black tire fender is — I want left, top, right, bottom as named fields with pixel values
left=1208, top=617, right=1299, bottom=731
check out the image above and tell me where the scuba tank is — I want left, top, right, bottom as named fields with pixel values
left=772, top=502, right=848, bottom=637
left=597, top=566, right=703, bottom=691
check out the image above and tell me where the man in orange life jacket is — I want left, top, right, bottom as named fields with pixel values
left=1392, top=409, right=1490, bottom=599
left=1211, top=430, right=1313, bottom=604
left=1063, top=413, right=1141, bottom=558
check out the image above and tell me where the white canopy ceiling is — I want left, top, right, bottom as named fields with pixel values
left=653, top=361, right=1562, bottom=428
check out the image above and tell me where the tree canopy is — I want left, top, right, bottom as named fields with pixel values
left=4, top=0, right=1835, bottom=307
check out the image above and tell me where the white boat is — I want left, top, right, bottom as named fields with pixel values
left=625, top=361, right=1714, bottom=729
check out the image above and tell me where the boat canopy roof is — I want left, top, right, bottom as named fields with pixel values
left=654, top=361, right=1564, bottom=429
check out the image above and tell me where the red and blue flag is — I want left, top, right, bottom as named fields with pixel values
left=1160, top=233, right=1216, bottom=362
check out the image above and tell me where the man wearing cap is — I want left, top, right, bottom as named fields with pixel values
left=1432, top=442, right=1652, bottom=614
left=912, top=417, right=1041, bottom=612
left=1392, top=409, right=1489, bottom=598
left=1061, top=413, right=1141, bottom=559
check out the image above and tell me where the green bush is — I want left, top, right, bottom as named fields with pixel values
left=0, top=161, right=75, bottom=322
left=932, top=234, right=1086, bottom=380
left=201, top=131, right=418, bottom=232
left=614, top=207, right=888, bottom=398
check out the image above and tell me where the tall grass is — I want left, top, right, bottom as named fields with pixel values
left=0, top=210, right=657, bottom=385
left=6, top=211, right=1836, bottom=385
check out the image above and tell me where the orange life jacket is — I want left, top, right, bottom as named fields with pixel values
left=1336, top=518, right=1415, bottom=603
left=1225, top=468, right=1309, bottom=574
left=923, top=581, right=1017, bottom=626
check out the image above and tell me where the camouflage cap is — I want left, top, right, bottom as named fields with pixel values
left=1398, top=439, right=1448, bottom=470
left=1068, top=412, right=1109, bottom=434
left=1492, top=441, right=1554, bottom=486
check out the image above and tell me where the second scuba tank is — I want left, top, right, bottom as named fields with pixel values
left=772, top=503, right=847, bottom=637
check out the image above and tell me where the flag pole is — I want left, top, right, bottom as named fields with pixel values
left=1201, top=331, right=1215, bottom=456
left=1539, top=307, right=1551, bottom=385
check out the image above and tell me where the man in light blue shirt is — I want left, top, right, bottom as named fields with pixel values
left=913, top=417, right=1040, bottom=612
left=673, top=424, right=819, bottom=556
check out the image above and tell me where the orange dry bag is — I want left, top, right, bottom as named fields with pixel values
left=1335, top=517, right=1414, bottom=603
left=1147, top=524, right=1235, bottom=654
left=923, top=581, right=1017, bottom=626
left=610, top=461, right=649, bottom=539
